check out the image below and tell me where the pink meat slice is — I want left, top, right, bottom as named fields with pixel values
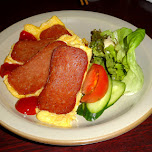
left=11, top=39, right=54, bottom=63
left=38, top=45, right=88, bottom=114
left=8, top=41, right=66, bottom=95
left=40, top=24, right=72, bottom=40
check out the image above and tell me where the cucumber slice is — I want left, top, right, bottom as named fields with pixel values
left=86, top=76, right=112, bottom=113
left=107, top=80, right=126, bottom=108
left=77, top=76, right=112, bottom=121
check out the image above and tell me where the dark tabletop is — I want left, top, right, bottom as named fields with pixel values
left=0, top=0, right=152, bottom=151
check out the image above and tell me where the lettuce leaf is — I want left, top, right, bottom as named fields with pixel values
left=122, top=28, right=145, bottom=94
left=112, top=27, right=133, bottom=46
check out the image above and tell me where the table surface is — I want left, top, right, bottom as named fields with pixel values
left=0, top=0, right=152, bottom=151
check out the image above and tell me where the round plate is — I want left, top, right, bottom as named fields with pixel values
left=0, top=10, right=152, bottom=146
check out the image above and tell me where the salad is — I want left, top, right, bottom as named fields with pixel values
left=77, top=27, right=145, bottom=121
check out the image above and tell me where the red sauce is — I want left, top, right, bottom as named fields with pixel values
left=0, top=63, right=21, bottom=78
left=19, top=30, right=37, bottom=41
left=15, top=96, right=38, bottom=115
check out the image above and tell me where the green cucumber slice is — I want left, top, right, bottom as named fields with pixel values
left=107, top=80, right=126, bottom=108
left=86, top=76, right=112, bottom=113
left=77, top=76, right=112, bottom=121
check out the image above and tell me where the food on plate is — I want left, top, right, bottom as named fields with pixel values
left=77, top=27, right=145, bottom=121
left=0, top=15, right=145, bottom=127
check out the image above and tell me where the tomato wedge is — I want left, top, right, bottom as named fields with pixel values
left=81, top=64, right=109, bottom=103
left=82, top=65, right=99, bottom=95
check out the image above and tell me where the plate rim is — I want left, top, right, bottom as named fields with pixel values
left=0, top=10, right=152, bottom=146
left=1, top=109, right=152, bottom=146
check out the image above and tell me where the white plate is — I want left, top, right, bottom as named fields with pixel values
left=0, top=10, right=152, bottom=146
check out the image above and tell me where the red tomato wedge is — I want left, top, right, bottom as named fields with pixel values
left=82, top=65, right=99, bottom=95
left=81, top=64, right=109, bottom=103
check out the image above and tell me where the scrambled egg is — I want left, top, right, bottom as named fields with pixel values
left=4, top=75, right=43, bottom=99
left=24, top=16, right=68, bottom=40
left=3, top=16, right=92, bottom=127
left=36, top=91, right=82, bottom=127
left=4, top=44, right=23, bottom=65
left=37, top=34, right=92, bottom=127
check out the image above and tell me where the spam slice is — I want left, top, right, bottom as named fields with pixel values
left=38, top=45, right=88, bottom=114
left=40, top=24, right=72, bottom=40
left=11, top=39, right=54, bottom=63
left=6, top=41, right=66, bottom=97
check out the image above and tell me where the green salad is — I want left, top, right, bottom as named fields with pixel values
left=77, top=27, right=145, bottom=121
left=90, top=27, right=145, bottom=94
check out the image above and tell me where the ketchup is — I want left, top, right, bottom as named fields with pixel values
left=19, top=30, right=37, bottom=41
left=15, top=96, right=38, bottom=115
left=0, top=63, right=21, bottom=78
